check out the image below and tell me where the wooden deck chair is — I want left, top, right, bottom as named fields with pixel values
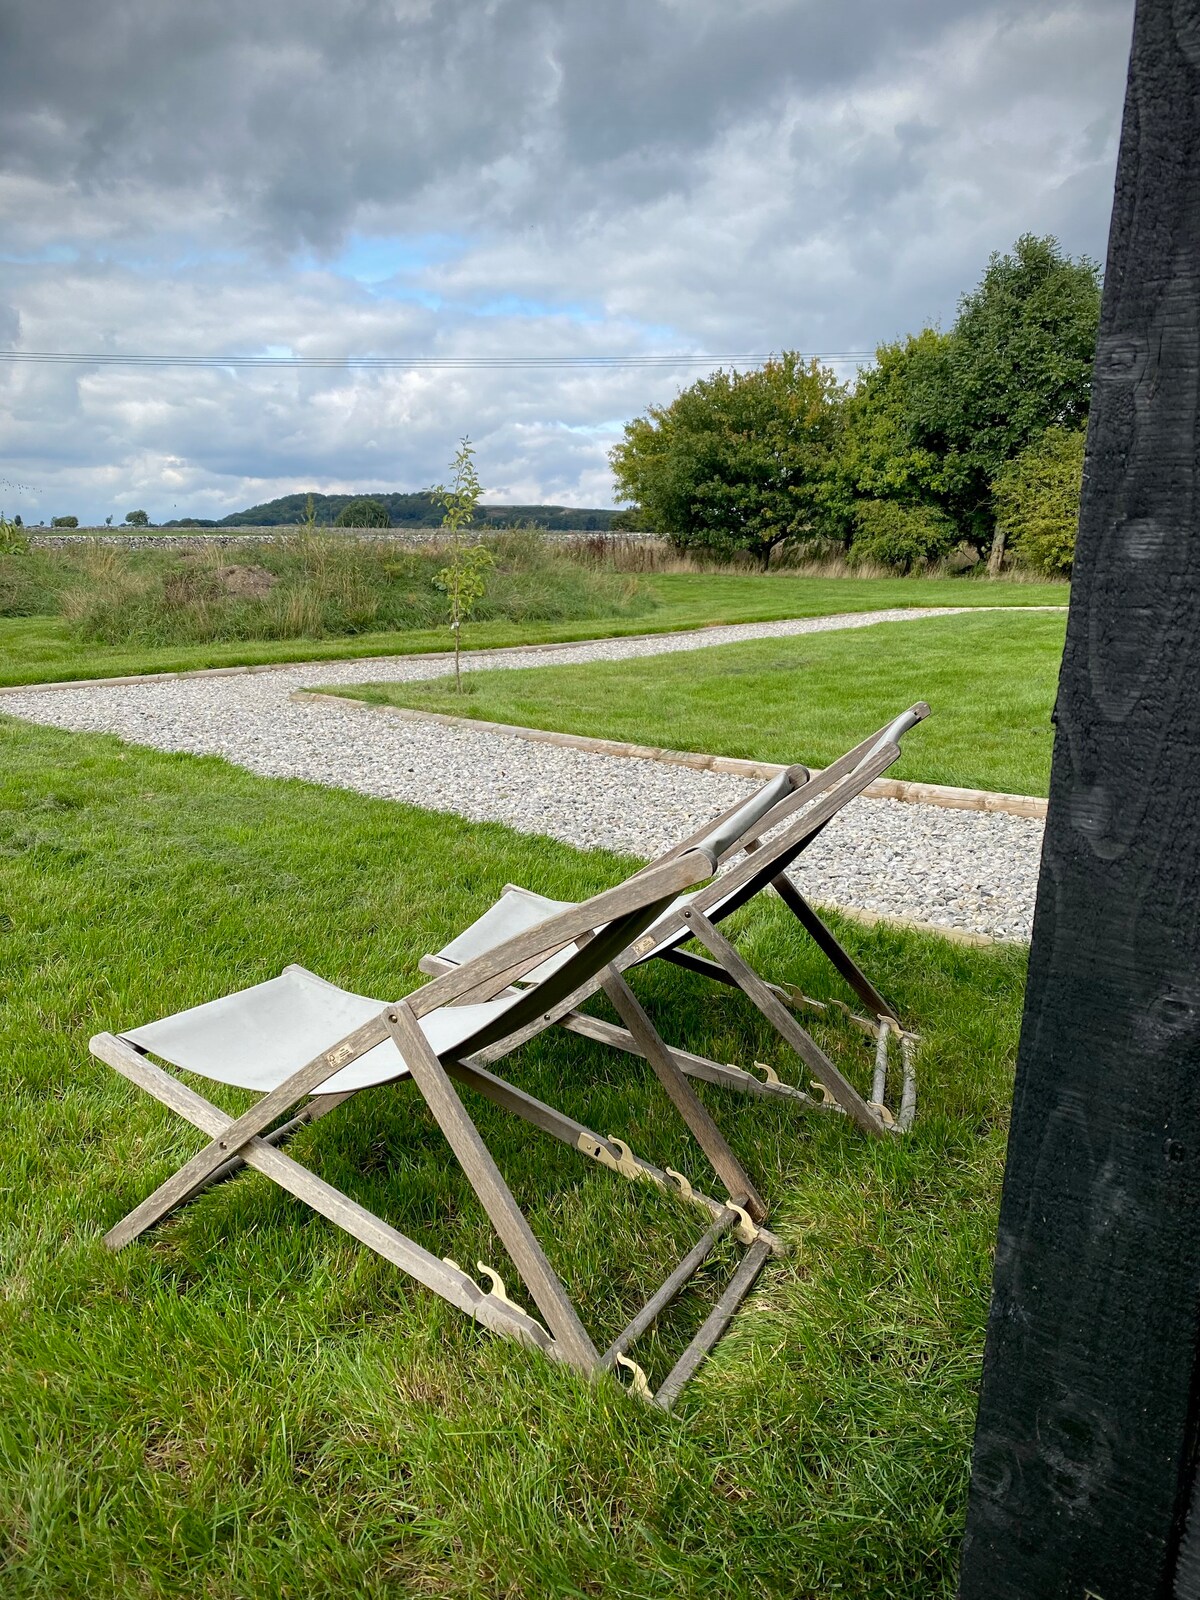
left=93, top=830, right=788, bottom=1407
left=421, top=705, right=930, bottom=1140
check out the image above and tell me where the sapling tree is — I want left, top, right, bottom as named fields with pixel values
left=433, top=437, right=492, bottom=692
left=0, top=516, right=28, bottom=555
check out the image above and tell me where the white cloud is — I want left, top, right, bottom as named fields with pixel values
left=0, top=0, right=1134, bottom=523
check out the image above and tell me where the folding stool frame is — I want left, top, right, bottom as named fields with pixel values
left=95, top=846, right=785, bottom=1407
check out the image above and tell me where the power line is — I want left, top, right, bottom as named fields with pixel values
left=0, top=349, right=873, bottom=370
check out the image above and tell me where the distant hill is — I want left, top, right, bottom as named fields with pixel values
left=160, top=491, right=620, bottom=530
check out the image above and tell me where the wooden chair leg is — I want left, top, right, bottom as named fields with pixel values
left=652, top=1236, right=773, bottom=1411
left=600, top=968, right=769, bottom=1221
left=96, top=1015, right=389, bottom=1249
left=677, top=911, right=890, bottom=1137
left=97, top=1028, right=774, bottom=1399
left=92, top=1033, right=558, bottom=1356
left=384, top=1003, right=599, bottom=1372
left=770, top=875, right=898, bottom=1023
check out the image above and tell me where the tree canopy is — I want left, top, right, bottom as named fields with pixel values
left=610, top=354, right=848, bottom=567
left=991, top=426, right=1086, bottom=576
left=840, top=235, right=1100, bottom=554
left=938, top=233, right=1100, bottom=541
left=841, top=329, right=952, bottom=509
left=612, top=233, right=1100, bottom=574
left=334, top=497, right=391, bottom=529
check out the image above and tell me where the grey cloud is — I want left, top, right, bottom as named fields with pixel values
left=0, top=0, right=1137, bottom=520
left=1, top=0, right=1133, bottom=252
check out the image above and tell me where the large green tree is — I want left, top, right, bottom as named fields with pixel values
left=842, top=235, right=1101, bottom=560
left=609, top=354, right=848, bottom=568
left=940, top=234, right=1100, bottom=549
left=841, top=328, right=953, bottom=509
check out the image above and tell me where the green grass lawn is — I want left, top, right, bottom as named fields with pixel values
left=0, top=713, right=1023, bottom=1598
left=334, top=608, right=1067, bottom=798
left=0, top=572, right=1066, bottom=687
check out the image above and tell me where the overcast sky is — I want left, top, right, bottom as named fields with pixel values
left=0, top=0, right=1134, bottom=524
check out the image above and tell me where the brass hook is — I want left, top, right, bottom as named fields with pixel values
left=615, top=1353, right=653, bottom=1400
left=665, top=1167, right=694, bottom=1200
left=727, top=1202, right=758, bottom=1245
left=476, top=1262, right=521, bottom=1308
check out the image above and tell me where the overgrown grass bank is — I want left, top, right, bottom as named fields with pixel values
left=335, top=608, right=1067, bottom=796
left=7, top=530, right=652, bottom=647
left=0, top=569, right=1066, bottom=687
left=0, top=715, right=1021, bottom=1597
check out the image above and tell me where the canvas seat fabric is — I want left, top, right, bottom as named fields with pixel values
left=434, top=879, right=744, bottom=978
left=122, top=964, right=524, bottom=1096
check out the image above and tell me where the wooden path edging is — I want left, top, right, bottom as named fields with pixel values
left=295, top=689, right=1049, bottom=823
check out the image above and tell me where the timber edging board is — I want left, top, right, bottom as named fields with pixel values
left=293, top=688, right=1048, bottom=821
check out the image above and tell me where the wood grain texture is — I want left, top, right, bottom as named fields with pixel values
left=406, top=848, right=713, bottom=1019
left=599, top=967, right=769, bottom=1220
left=681, top=910, right=887, bottom=1136
left=959, top=4, right=1200, bottom=1594
left=384, top=1003, right=599, bottom=1370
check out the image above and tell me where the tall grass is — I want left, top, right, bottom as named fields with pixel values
left=559, top=535, right=1069, bottom=585
left=0, top=547, right=75, bottom=616
left=54, top=529, right=654, bottom=646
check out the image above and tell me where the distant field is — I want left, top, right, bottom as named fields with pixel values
left=334, top=608, right=1068, bottom=797
left=0, top=571, right=1066, bottom=687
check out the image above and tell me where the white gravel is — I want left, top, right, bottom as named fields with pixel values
left=0, top=607, right=1047, bottom=940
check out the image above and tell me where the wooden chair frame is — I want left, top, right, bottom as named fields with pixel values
left=423, top=706, right=930, bottom=1139
left=95, top=846, right=784, bottom=1407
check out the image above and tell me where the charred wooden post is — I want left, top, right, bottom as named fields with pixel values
left=959, top=2, right=1200, bottom=1594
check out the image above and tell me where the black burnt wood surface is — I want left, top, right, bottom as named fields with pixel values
left=959, top=1, right=1200, bottom=1595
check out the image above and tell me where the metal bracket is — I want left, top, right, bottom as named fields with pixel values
left=476, top=1262, right=522, bottom=1308
left=727, top=1202, right=758, bottom=1245
left=665, top=1166, right=694, bottom=1200
left=442, top=1257, right=527, bottom=1312
left=615, top=1353, right=653, bottom=1400
left=576, top=1129, right=645, bottom=1181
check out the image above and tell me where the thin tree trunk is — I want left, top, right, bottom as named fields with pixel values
left=986, top=523, right=1006, bottom=576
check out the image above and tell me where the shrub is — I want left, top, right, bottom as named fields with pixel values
left=51, top=515, right=79, bottom=529
left=334, top=497, right=391, bottom=529
left=991, top=426, right=1085, bottom=576
left=848, top=500, right=958, bottom=572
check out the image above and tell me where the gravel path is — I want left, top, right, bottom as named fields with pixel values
left=0, top=607, right=1047, bottom=940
